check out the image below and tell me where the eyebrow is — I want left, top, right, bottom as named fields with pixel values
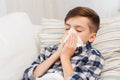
left=65, top=23, right=84, bottom=29
left=65, top=23, right=70, bottom=26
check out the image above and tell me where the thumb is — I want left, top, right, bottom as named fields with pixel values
left=60, top=32, right=68, bottom=43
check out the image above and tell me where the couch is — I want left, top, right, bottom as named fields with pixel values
left=0, top=12, right=120, bottom=80
left=0, top=12, right=41, bottom=80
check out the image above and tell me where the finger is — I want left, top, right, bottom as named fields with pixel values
left=64, top=32, right=68, bottom=37
left=64, top=35, right=70, bottom=47
left=71, top=33, right=77, bottom=47
left=67, top=33, right=76, bottom=47
left=61, top=32, right=68, bottom=43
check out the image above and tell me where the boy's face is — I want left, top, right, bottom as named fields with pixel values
left=65, top=16, right=96, bottom=44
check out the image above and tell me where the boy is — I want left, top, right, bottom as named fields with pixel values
left=23, top=6, right=104, bottom=80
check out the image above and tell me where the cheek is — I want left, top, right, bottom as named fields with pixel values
left=77, top=33, right=84, bottom=41
left=77, top=33, right=90, bottom=44
left=77, top=32, right=85, bottom=38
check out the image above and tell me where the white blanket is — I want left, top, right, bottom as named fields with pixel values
left=36, top=73, right=64, bottom=80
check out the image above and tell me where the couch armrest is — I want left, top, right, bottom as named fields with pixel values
left=32, top=25, right=42, bottom=52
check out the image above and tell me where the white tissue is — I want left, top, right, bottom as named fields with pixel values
left=63, top=28, right=83, bottom=47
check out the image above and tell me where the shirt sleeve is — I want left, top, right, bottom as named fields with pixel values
left=22, top=47, right=52, bottom=80
left=68, top=49, right=104, bottom=80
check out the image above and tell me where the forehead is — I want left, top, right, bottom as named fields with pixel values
left=65, top=16, right=91, bottom=28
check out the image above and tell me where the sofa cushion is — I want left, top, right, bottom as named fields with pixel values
left=38, top=18, right=64, bottom=49
left=93, top=22, right=120, bottom=53
left=0, top=12, right=38, bottom=80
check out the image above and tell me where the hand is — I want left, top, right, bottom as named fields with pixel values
left=60, top=32, right=68, bottom=44
left=60, top=33, right=77, bottom=59
left=55, top=33, right=68, bottom=58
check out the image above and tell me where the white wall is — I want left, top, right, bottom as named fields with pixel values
left=6, top=0, right=43, bottom=24
left=6, top=0, right=120, bottom=24
left=0, top=0, right=7, bottom=17
left=57, top=0, right=120, bottom=19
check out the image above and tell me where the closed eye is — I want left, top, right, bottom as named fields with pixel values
left=76, top=30, right=82, bottom=32
left=65, top=28, right=70, bottom=30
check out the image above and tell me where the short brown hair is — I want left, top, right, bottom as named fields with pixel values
left=65, top=6, right=100, bottom=33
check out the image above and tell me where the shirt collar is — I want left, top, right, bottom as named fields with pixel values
left=74, top=41, right=92, bottom=56
left=85, top=41, right=92, bottom=50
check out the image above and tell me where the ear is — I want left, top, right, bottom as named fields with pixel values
left=88, top=33, right=96, bottom=43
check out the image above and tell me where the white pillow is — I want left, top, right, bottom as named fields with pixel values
left=101, top=16, right=120, bottom=26
left=99, top=51, right=120, bottom=80
left=93, top=22, right=120, bottom=53
left=38, top=18, right=64, bottom=49
left=0, top=12, right=38, bottom=80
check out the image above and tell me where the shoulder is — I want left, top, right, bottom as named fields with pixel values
left=44, top=43, right=59, bottom=52
left=83, top=42, right=104, bottom=60
left=86, top=48, right=104, bottom=69
left=39, top=43, right=59, bottom=57
left=90, top=48, right=104, bottom=59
